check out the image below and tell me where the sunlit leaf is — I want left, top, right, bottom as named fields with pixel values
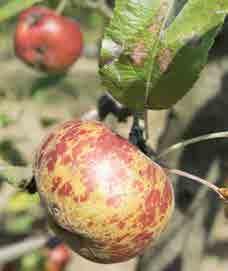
left=6, top=192, right=40, bottom=213
left=99, top=0, right=228, bottom=111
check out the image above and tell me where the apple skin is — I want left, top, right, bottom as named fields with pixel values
left=14, top=6, right=83, bottom=73
left=34, top=120, right=174, bottom=263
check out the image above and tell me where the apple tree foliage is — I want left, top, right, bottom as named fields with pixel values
left=99, top=0, right=228, bottom=111
left=0, top=0, right=44, bottom=22
left=1, top=0, right=228, bottom=112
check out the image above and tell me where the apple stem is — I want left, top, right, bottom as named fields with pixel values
left=0, top=235, right=48, bottom=264
left=157, top=131, right=228, bottom=158
left=167, top=167, right=228, bottom=202
left=56, top=0, right=68, bottom=14
left=144, top=110, right=149, bottom=140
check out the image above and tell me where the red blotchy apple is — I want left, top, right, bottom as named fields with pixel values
left=34, top=120, right=174, bottom=263
left=14, top=6, right=83, bottom=73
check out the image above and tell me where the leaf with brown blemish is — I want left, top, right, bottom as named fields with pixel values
left=99, top=0, right=228, bottom=111
left=99, top=0, right=173, bottom=112
left=156, top=48, right=173, bottom=73
left=131, top=42, right=148, bottom=67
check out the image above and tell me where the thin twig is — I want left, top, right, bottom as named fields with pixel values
left=215, top=10, right=228, bottom=14
left=144, top=110, right=149, bottom=141
left=71, top=0, right=112, bottom=19
left=56, top=0, right=68, bottom=14
left=168, top=168, right=223, bottom=199
left=0, top=235, right=49, bottom=264
left=158, top=131, right=228, bottom=158
left=97, top=0, right=113, bottom=19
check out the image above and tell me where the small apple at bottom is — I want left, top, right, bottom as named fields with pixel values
left=14, top=6, right=83, bottom=73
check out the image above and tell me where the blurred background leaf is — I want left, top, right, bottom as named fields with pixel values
left=6, top=192, right=40, bottom=213
left=0, top=0, right=44, bottom=22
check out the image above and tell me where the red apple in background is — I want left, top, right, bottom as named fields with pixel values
left=45, top=244, right=71, bottom=271
left=14, top=6, right=83, bottom=73
left=47, top=244, right=71, bottom=266
left=34, top=120, right=174, bottom=263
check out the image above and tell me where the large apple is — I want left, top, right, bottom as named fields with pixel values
left=14, top=6, right=83, bottom=73
left=34, top=120, right=174, bottom=263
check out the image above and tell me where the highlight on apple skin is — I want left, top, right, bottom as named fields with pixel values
left=34, top=120, right=174, bottom=263
left=14, top=6, right=83, bottom=73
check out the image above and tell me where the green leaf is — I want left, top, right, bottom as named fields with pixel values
left=0, top=113, right=13, bottom=127
left=99, top=0, right=228, bottom=111
left=6, top=192, right=40, bottom=213
left=0, top=0, right=44, bottom=22
left=5, top=214, right=34, bottom=234
left=20, top=251, right=44, bottom=271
